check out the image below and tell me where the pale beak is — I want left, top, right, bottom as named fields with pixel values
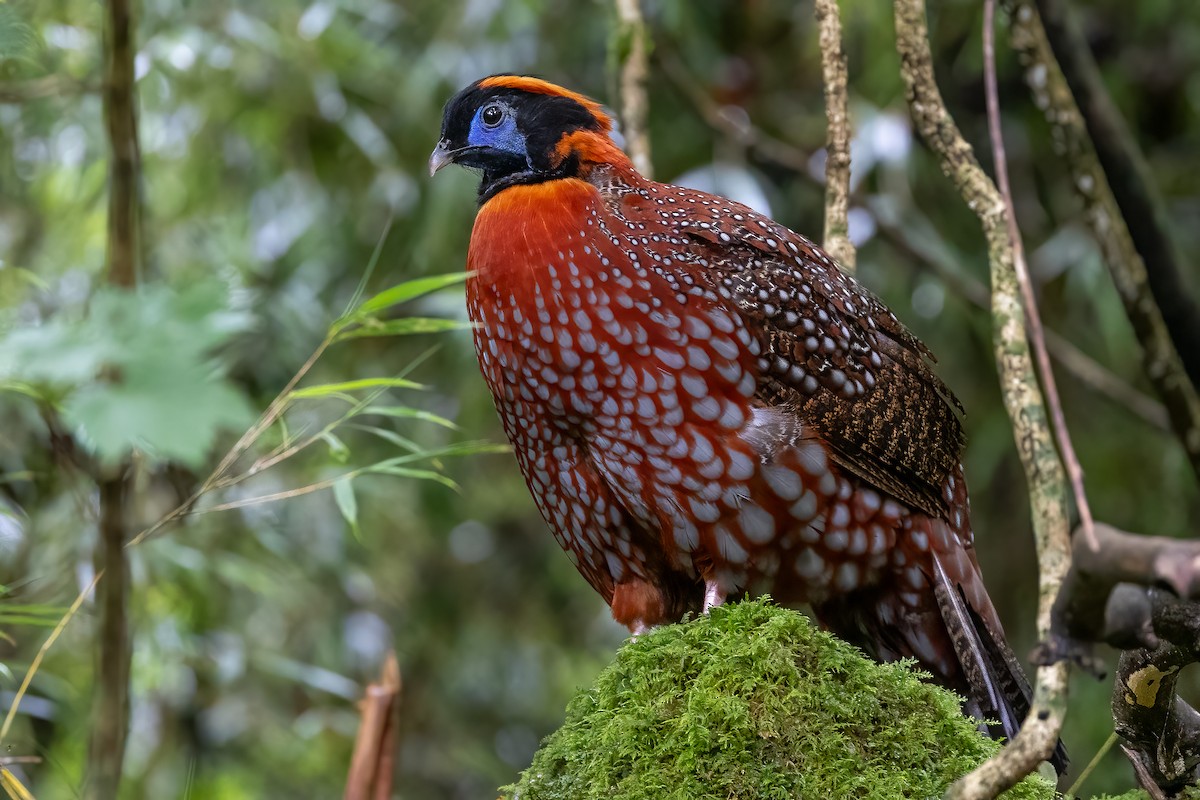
left=428, top=140, right=455, bottom=176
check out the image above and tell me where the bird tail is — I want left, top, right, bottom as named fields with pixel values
left=813, top=519, right=1067, bottom=776
left=928, top=546, right=1069, bottom=777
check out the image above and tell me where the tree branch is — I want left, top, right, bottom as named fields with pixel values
left=345, top=653, right=402, bottom=800
left=1032, top=0, right=1200, bottom=390
left=814, top=0, right=855, bottom=272
left=983, top=0, right=1093, bottom=552
left=613, top=0, right=652, bottom=177
left=893, top=0, right=1072, bottom=795
left=86, top=0, right=141, bottom=796
left=1032, top=522, right=1200, bottom=796
left=1005, top=0, right=1200, bottom=480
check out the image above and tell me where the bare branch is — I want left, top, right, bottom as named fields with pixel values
left=1112, top=623, right=1200, bottom=793
left=893, top=0, right=1072, bottom=794
left=813, top=0, right=855, bottom=272
left=1032, top=0, right=1200, bottom=389
left=983, top=0, right=1094, bottom=552
left=658, top=51, right=812, bottom=173
left=345, top=653, right=402, bottom=800
left=613, top=0, right=652, bottom=177
left=87, top=0, right=141, bottom=795
left=1005, top=0, right=1200, bottom=479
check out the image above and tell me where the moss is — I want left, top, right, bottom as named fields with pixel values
left=501, top=598, right=1053, bottom=800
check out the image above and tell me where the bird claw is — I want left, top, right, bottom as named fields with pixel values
left=703, top=581, right=726, bottom=613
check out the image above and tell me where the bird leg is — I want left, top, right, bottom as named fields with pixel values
left=703, top=580, right=727, bottom=613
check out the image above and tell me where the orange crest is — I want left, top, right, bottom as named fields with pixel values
left=478, top=75, right=614, bottom=133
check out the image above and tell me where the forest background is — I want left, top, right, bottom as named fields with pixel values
left=1, top=0, right=1199, bottom=797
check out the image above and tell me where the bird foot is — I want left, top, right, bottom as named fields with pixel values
left=703, top=581, right=727, bottom=613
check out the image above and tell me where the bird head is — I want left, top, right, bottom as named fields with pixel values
left=429, top=75, right=629, bottom=203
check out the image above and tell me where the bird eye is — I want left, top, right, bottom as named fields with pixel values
left=481, top=104, right=504, bottom=127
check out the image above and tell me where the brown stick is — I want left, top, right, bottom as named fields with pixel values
left=894, top=0, right=1072, bottom=795
left=85, top=0, right=140, bottom=796
left=345, top=654, right=402, bottom=800
left=1032, top=0, right=1200, bottom=389
left=1005, top=0, right=1200, bottom=479
left=1112, top=633, right=1200, bottom=793
left=983, top=0, right=1094, bottom=553
left=614, top=0, right=652, bottom=178
left=813, top=0, right=855, bottom=273
left=663, top=50, right=1167, bottom=437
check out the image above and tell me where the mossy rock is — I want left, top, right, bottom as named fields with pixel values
left=502, top=598, right=1052, bottom=800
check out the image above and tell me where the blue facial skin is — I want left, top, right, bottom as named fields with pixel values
left=466, top=102, right=531, bottom=171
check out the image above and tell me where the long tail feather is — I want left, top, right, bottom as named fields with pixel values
left=930, top=550, right=1069, bottom=775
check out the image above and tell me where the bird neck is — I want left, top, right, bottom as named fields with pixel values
left=477, top=130, right=640, bottom=205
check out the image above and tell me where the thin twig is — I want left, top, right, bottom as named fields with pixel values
left=613, top=0, right=652, bottom=177
left=873, top=215, right=1170, bottom=432
left=88, top=0, right=140, bottom=794
left=196, top=474, right=354, bottom=514
left=1004, top=0, right=1200, bottom=479
left=1032, top=0, right=1200, bottom=388
left=893, top=0, right=1072, bottom=795
left=983, top=0, right=1095, bottom=551
left=126, top=333, right=334, bottom=548
left=813, top=0, right=855, bottom=272
left=1065, top=731, right=1117, bottom=799
left=665, top=48, right=1171, bottom=441
left=0, top=572, right=104, bottom=744
left=658, top=51, right=812, bottom=173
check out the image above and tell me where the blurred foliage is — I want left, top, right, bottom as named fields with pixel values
left=0, top=0, right=1197, bottom=798
left=503, top=598, right=1053, bottom=800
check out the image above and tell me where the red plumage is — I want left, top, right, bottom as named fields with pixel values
left=434, top=75, right=1064, bottom=769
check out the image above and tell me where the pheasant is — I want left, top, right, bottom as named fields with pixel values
left=431, top=74, right=1064, bottom=768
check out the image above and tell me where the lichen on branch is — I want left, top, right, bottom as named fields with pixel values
left=893, top=0, right=1072, bottom=795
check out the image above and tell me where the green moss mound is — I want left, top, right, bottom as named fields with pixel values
left=502, top=598, right=1052, bottom=800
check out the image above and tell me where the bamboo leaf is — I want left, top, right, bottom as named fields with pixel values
left=362, top=465, right=460, bottom=491
left=332, top=479, right=359, bottom=539
left=349, top=272, right=470, bottom=318
left=363, top=406, right=459, bottom=430
left=334, top=317, right=474, bottom=341
left=319, top=431, right=350, bottom=463
left=287, top=377, right=425, bottom=400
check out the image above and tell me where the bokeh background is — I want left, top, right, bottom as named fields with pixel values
left=2, top=0, right=1199, bottom=797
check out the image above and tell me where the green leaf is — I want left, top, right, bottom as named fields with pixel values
left=0, top=6, right=41, bottom=65
left=287, top=377, right=425, bottom=400
left=66, top=364, right=255, bottom=468
left=334, top=317, right=474, bottom=341
left=362, top=405, right=459, bottom=430
left=319, top=431, right=350, bottom=463
left=332, top=478, right=359, bottom=539
left=0, top=282, right=255, bottom=467
left=362, top=464, right=460, bottom=491
left=349, top=272, right=470, bottom=318
left=346, top=424, right=423, bottom=454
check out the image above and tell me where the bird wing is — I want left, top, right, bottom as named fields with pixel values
left=667, top=193, right=963, bottom=517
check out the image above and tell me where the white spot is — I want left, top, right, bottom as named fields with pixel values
left=692, top=396, right=722, bottom=421
left=834, top=562, right=859, bottom=591
left=714, top=524, right=748, bottom=563
left=825, top=529, right=849, bottom=551
left=763, top=465, right=804, bottom=501
left=794, top=548, right=825, bottom=579
left=738, top=504, right=775, bottom=544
